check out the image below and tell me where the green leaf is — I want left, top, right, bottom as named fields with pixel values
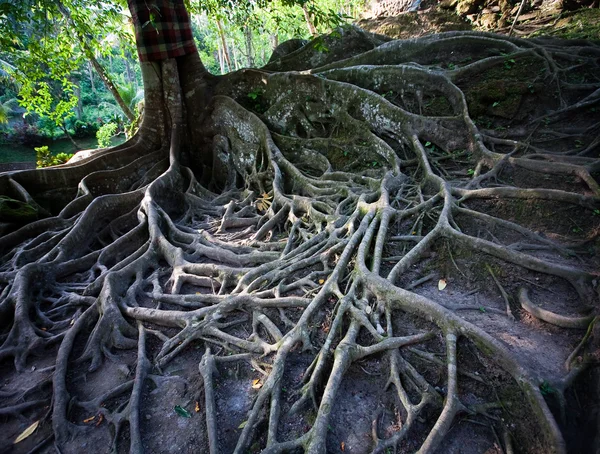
left=492, top=101, right=500, bottom=107
left=238, top=420, right=248, bottom=429
left=424, top=141, right=431, bottom=147
left=174, top=405, right=191, bottom=418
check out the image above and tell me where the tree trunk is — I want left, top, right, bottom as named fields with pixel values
left=73, top=81, right=82, bottom=120
left=125, top=54, right=135, bottom=86
left=302, top=5, right=318, bottom=36
left=270, top=33, right=279, bottom=50
left=231, top=45, right=240, bottom=70
left=88, top=54, right=136, bottom=122
left=218, top=46, right=225, bottom=74
left=88, top=61, right=96, bottom=94
left=216, top=19, right=233, bottom=72
left=244, top=25, right=254, bottom=67
left=61, top=123, right=81, bottom=148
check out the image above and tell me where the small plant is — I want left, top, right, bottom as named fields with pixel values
left=492, top=101, right=500, bottom=108
left=504, top=58, right=516, bottom=70
left=313, top=39, right=329, bottom=53
left=424, top=141, right=441, bottom=153
left=96, top=122, right=118, bottom=148
left=467, top=168, right=475, bottom=176
left=35, top=146, right=73, bottom=168
left=539, top=380, right=555, bottom=396
left=447, top=62, right=456, bottom=70
left=247, top=88, right=263, bottom=101
left=593, top=209, right=600, bottom=216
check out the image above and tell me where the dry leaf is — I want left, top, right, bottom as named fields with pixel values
left=95, top=414, right=104, bottom=426
left=251, top=379, right=262, bottom=389
left=238, top=420, right=248, bottom=429
left=365, top=305, right=372, bottom=314
left=341, top=441, right=345, bottom=451
left=438, top=279, right=447, bottom=291
left=318, top=279, right=325, bottom=284
left=69, top=319, right=75, bottom=326
left=83, top=416, right=96, bottom=423
left=13, top=420, right=39, bottom=444
left=195, top=401, right=200, bottom=412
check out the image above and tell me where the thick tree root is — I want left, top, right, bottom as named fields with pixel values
left=1, top=29, right=599, bottom=453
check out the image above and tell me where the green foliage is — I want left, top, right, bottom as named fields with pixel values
left=539, top=380, right=555, bottom=396
left=504, top=58, right=516, bottom=70
left=247, top=88, right=263, bottom=100
left=96, top=122, right=118, bottom=148
left=313, top=38, right=330, bottom=53
left=174, top=405, right=191, bottom=418
left=0, top=98, right=18, bottom=124
left=35, top=145, right=73, bottom=168
left=0, top=0, right=366, bottom=149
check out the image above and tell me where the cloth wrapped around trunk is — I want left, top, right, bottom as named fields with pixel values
left=128, top=0, right=196, bottom=62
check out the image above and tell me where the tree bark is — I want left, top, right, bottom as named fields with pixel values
left=73, top=81, right=82, bottom=120
left=244, top=25, right=254, bottom=67
left=88, top=61, right=95, bottom=94
left=302, top=5, right=318, bottom=36
left=216, top=19, right=233, bottom=72
left=218, top=46, right=225, bottom=74
left=88, top=54, right=136, bottom=122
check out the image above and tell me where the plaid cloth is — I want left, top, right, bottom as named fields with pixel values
left=128, top=0, right=196, bottom=62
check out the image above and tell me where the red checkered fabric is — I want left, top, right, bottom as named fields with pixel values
left=128, top=0, right=196, bottom=62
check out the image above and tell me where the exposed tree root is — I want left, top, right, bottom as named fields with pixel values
left=0, top=29, right=599, bottom=453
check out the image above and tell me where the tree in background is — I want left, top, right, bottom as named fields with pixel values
left=0, top=1, right=599, bottom=453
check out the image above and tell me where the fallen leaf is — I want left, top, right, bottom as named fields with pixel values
left=69, top=319, right=75, bottom=326
left=195, top=401, right=200, bottom=412
left=13, top=420, right=39, bottom=444
left=318, top=279, right=325, bottom=284
left=341, top=441, right=345, bottom=451
left=238, top=420, right=248, bottom=429
left=174, top=405, right=191, bottom=418
left=365, top=305, right=372, bottom=314
left=251, top=379, right=262, bottom=389
left=438, top=279, right=447, bottom=291
left=95, top=414, right=104, bottom=426
left=83, top=416, right=96, bottom=423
